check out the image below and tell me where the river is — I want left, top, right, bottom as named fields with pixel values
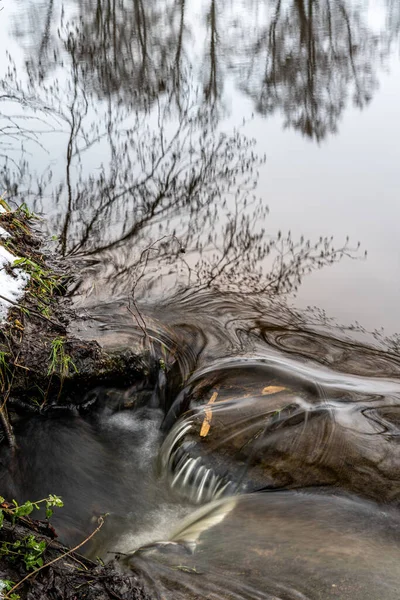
left=1, top=1, right=400, bottom=598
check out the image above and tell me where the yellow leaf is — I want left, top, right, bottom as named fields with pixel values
left=199, top=391, right=219, bottom=437
left=262, top=385, right=286, bottom=396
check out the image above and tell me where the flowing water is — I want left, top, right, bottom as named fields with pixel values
left=1, top=0, right=400, bottom=598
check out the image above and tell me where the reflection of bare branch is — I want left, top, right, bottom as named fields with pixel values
left=0, top=61, right=67, bottom=192
left=127, top=234, right=185, bottom=341
left=0, top=4, right=365, bottom=305
left=230, top=0, right=383, bottom=140
left=203, top=0, right=221, bottom=107
left=53, top=62, right=261, bottom=262
left=60, top=34, right=90, bottom=255
left=6, top=0, right=393, bottom=141
left=0, top=106, right=63, bottom=152
left=187, top=220, right=364, bottom=297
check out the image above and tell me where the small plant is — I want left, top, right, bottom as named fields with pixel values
left=0, top=199, right=36, bottom=225
left=0, top=579, right=20, bottom=600
left=0, top=495, right=64, bottom=527
left=15, top=203, right=36, bottom=220
left=37, top=301, right=51, bottom=318
left=9, top=218, right=30, bottom=235
left=0, top=495, right=63, bottom=594
left=0, top=536, right=46, bottom=571
left=0, top=197, right=11, bottom=212
left=12, top=258, right=61, bottom=298
left=0, top=496, right=103, bottom=600
left=47, top=337, right=78, bottom=379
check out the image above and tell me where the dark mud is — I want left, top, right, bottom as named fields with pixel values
left=0, top=208, right=153, bottom=411
left=0, top=508, right=150, bottom=600
left=0, top=212, right=159, bottom=598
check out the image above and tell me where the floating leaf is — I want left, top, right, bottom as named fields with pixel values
left=200, top=391, right=219, bottom=437
left=262, top=386, right=287, bottom=396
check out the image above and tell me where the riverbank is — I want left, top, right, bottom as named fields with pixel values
left=0, top=502, right=150, bottom=600
left=0, top=202, right=158, bottom=598
left=0, top=200, right=155, bottom=434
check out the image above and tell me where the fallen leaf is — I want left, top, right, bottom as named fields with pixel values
left=200, top=391, right=219, bottom=437
left=14, top=319, right=24, bottom=331
left=262, top=385, right=286, bottom=396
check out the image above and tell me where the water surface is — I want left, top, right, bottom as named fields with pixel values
left=1, top=0, right=399, bottom=332
left=1, top=1, right=400, bottom=598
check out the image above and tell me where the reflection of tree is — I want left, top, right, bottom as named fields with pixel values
left=172, top=0, right=190, bottom=100
left=11, top=0, right=188, bottom=110
left=386, top=0, right=400, bottom=42
left=0, top=30, right=360, bottom=303
left=231, top=0, right=382, bottom=140
left=52, top=39, right=358, bottom=299
left=73, top=0, right=171, bottom=106
left=202, top=0, right=223, bottom=109
left=0, top=60, right=62, bottom=198
left=7, top=0, right=395, bottom=139
left=10, top=0, right=61, bottom=82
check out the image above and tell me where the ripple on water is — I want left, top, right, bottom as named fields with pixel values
left=3, top=294, right=400, bottom=598
left=127, top=492, right=400, bottom=600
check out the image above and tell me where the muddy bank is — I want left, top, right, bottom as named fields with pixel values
left=0, top=205, right=159, bottom=597
left=0, top=203, right=156, bottom=416
left=0, top=506, right=150, bottom=600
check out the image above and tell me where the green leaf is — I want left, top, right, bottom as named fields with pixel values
left=48, top=494, right=63, bottom=508
left=0, top=579, right=17, bottom=594
left=1, top=578, right=14, bottom=588
left=12, top=258, right=26, bottom=267
left=25, top=535, right=38, bottom=548
left=14, top=501, right=33, bottom=517
left=1, top=542, right=10, bottom=554
left=0, top=510, right=4, bottom=528
left=45, top=507, right=53, bottom=519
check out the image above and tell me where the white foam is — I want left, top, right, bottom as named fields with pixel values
left=112, top=504, right=193, bottom=554
left=170, top=496, right=238, bottom=546
left=105, top=409, right=163, bottom=468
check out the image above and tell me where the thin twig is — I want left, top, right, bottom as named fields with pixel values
left=0, top=347, right=20, bottom=412
left=7, top=516, right=105, bottom=598
left=0, top=405, right=16, bottom=449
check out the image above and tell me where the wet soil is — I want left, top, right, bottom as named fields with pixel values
left=0, top=212, right=155, bottom=597
left=0, top=508, right=150, bottom=600
left=0, top=210, right=152, bottom=411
